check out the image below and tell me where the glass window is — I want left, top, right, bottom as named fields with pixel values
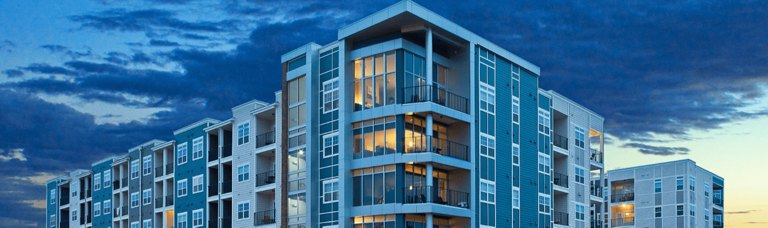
left=480, top=181, right=496, bottom=203
left=103, top=170, right=111, bottom=188
left=352, top=165, right=396, bottom=206
left=576, top=204, right=585, bottom=220
left=143, top=219, right=151, bottom=228
left=655, top=207, right=662, bottom=218
left=130, top=222, right=139, bottom=228
left=538, top=194, right=551, bottom=213
left=354, top=51, right=397, bottom=111
left=575, top=166, right=585, bottom=184
left=677, top=205, right=684, bottom=216
left=288, top=148, right=306, bottom=173
left=288, top=193, right=306, bottom=216
left=237, top=201, right=250, bottom=219
left=323, top=79, right=339, bottom=112
left=513, top=188, right=520, bottom=208
left=103, top=200, right=111, bottom=215
left=690, top=176, right=696, bottom=191
left=238, top=122, right=250, bottom=145
left=575, top=127, right=586, bottom=149
left=130, top=160, right=139, bottom=179
left=512, top=97, right=520, bottom=123
left=177, top=212, right=187, bottom=228
left=176, top=143, right=188, bottom=165
left=177, top=179, right=187, bottom=197
left=72, top=209, right=77, bottom=221
left=655, top=179, right=662, bottom=193
left=538, top=155, right=551, bottom=174
left=323, top=133, right=338, bottom=158
left=142, top=189, right=151, bottom=205
left=94, top=173, right=101, bottom=190
left=94, top=202, right=101, bottom=216
left=677, top=176, right=684, bottom=190
left=237, top=164, right=249, bottom=182
left=50, top=189, right=56, bottom=204
left=142, top=155, right=152, bottom=176
left=192, top=175, right=203, bottom=194
left=323, top=179, right=339, bottom=203
left=192, top=209, right=203, bottom=227
left=131, top=192, right=139, bottom=208
left=352, top=117, right=396, bottom=159
left=192, top=137, right=203, bottom=160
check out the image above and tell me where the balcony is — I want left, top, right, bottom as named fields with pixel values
left=553, top=210, right=569, bottom=226
left=222, top=145, right=232, bottom=158
left=222, top=217, right=231, bottom=228
left=165, top=195, right=174, bottom=206
left=591, top=184, right=603, bottom=198
left=208, top=184, right=218, bottom=197
left=553, top=172, right=569, bottom=188
left=611, top=193, right=635, bottom=203
left=255, top=170, right=276, bottom=187
left=402, top=186, right=469, bottom=209
left=611, top=217, right=635, bottom=227
left=155, top=166, right=163, bottom=178
left=208, top=149, right=218, bottom=162
left=254, top=209, right=276, bottom=226
left=553, top=133, right=568, bottom=150
left=403, top=85, right=468, bottom=114
left=590, top=148, right=603, bottom=164
left=60, top=194, right=69, bottom=205
left=222, top=181, right=232, bottom=194
left=155, top=197, right=163, bottom=208
left=113, top=180, right=119, bottom=190
left=255, top=131, right=276, bottom=148
left=591, top=219, right=604, bottom=228
left=121, top=177, right=128, bottom=188
left=166, top=163, right=174, bottom=174
left=405, top=136, right=469, bottom=162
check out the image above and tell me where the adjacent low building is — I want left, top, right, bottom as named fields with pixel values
left=606, top=159, right=725, bottom=228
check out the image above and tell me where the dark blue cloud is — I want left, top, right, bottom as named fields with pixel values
left=149, top=39, right=180, bottom=47
left=3, top=69, right=23, bottom=78
left=69, top=8, right=237, bottom=33
left=620, top=143, right=690, bottom=156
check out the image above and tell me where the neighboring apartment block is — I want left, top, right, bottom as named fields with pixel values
left=606, top=159, right=725, bottom=228
left=43, top=1, right=724, bottom=228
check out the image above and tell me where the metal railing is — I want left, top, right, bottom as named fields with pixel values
left=253, top=209, right=276, bottom=226
left=166, top=163, right=174, bottom=174
left=255, top=131, right=276, bottom=148
left=590, top=148, right=603, bottom=164
left=222, top=181, right=232, bottom=194
left=404, top=136, right=470, bottom=161
left=554, top=211, right=569, bottom=226
left=222, top=145, right=232, bottom=158
left=553, top=133, right=568, bottom=150
left=611, top=192, right=635, bottom=203
left=165, top=195, right=173, bottom=206
left=403, top=85, right=469, bottom=113
left=255, top=170, right=276, bottom=187
left=113, top=180, right=121, bottom=189
left=591, top=184, right=604, bottom=198
left=155, top=166, right=163, bottom=178
left=402, top=186, right=470, bottom=208
left=208, top=149, right=218, bottom=162
left=611, top=217, right=635, bottom=227
left=155, top=197, right=163, bottom=208
left=208, top=184, right=218, bottom=196
left=553, top=172, right=569, bottom=188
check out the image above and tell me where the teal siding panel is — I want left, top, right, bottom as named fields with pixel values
left=496, top=57, right=513, bottom=226
left=519, top=69, right=540, bottom=227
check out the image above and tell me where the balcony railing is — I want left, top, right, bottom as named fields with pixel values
left=553, top=133, right=568, bottom=150
left=403, top=85, right=469, bottom=113
left=222, top=144, right=232, bottom=158
left=60, top=194, right=69, bottom=205
left=155, top=166, right=163, bottom=178
left=222, top=217, right=231, bottom=228
left=591, top=184, right=604, bottom=198
left=591, top=219, right=604, bottom=228
left=165, top=195, right=174, bottom=206
left=253, top=209, right=276, bottom=226
left=121, top=177, right=128, bottom=188
left=155, top=197, right=163, bottom=208
left=222, top=181, right=232, bottom=194
left=554, top=211, right=569, bottom=226
left=611, top=217, right=635, bottom=227
left=166, top=163, right=174, bottom=174
left=402, top=186, right=470, bottom=209
left=255, top=131, right=276, bottom=148
left=208, top=149, right=218, bottom=162
left=590, top=148, right=603, bottom=164
left=405, top=136, right=470, bottom=161
left=208, top=184, right=218, bottom=197
left=553, top=172, right=569, bottom=188
left=611, top=192, right=635, bottom=203
left=714, top=197, right=723, bottom=207
left=255, top=170, right=276, bottom=187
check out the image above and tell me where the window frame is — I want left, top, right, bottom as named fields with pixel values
left=177, top=212, right=188, bottom=228
left=142, top=189, right=152, bottom=205
left=94, top=173, right=102, bottom=190
left=176, top=142, right=188, bottom=165
left=655, top=179, right=662, bottom=193
left=103, top=199, right=111, bottom=215
left=131, top=192, right=139, bottom=208
left=191, top=136, right=204, bottom=161
left=130, top=160, right=140, bottom=179
left=322, top=132, right=339, bottom=158
left=94, top=202, right=101, bottom=217
left=322, top=179, right=339, bottom=204
left=142, top=155, right=152, bottom=176
left=323, top=78, right=340, bottom=113
left=177, top=179, right=188, bottom=197
left=237, top=201, right=250, bottom=220
left=237, top=163, right=250, bottom=182
left=237, top=121, right=250, bottom=145
left=192, top=209, right=203, bottom=228
left=192, top=175, right=203, bottom=194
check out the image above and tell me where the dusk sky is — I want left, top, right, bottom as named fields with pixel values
left=1, top=0, right=767, bottom=227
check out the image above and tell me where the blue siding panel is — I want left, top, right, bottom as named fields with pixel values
left=520, top=69, right=540, bottom=227
left=496, top=56, right=513, bottom=226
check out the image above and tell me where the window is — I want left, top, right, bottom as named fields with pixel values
left=143, top=219, right=151, bottom=228
left=192, top=175, right=203, bottom=194
left=655, top=207, right=662, bottom=218
left=352, top=165, right=396, bottom=206
left=538, top=109, right=551, bottom=135
left=131, top=192, right=139, bottom=208
left=690, top=204, right=696, bottom=216
left=322, top=133, right=339, bottom=158
left=677, top=205, right=684, bottom=216
left=538, top=194, right=551, bottom=213
left=352, top=116, right=396, bottom=159
left=237, top=164, right=250, bottom=182
left=176, top=143, right=188, bottom=165
left=50, top=189, right=56, bottom=205
left=288, top=77, right=307, bottom=128
left=192, top=209, right=203, bottom=227
left=480, top=83, right=496, bottom=114
left=480, top=134, right=496, bottom=158
left=512, top=97, right=520, bottom=123
left=177, top=179, right=188, bottom=197
left=480, top=181, right=496, bottom=203
left=130, top=160, right=139, bottom=179
left=576, top=204, right=585, bottom=220
left=353, top=51, right=396, bottom=111
left=177, top=212, right=188, bottom=228
left=322, top=179, right=339, bottom=203
left=192, top=137, right=203, bottom=160
left=323, top=79, right=339, bottom=112
left=538, top=154, right=551, bottom=174
left=237, top=201, right=250, bottom=220
left=574, top=127, right=585, bottom=148
left=237, top=122, right=250, bottom=145
left=94, top=173, right=101, bottom=190
left=103, top=200, right=111, bottom=215
left=72, top=209, right=77, bottom=221
left=103, top=170, right=111, bottom=189
left=513, top=145, right=520, bottom=165
left=512, top=187, right=520, bottom=208
left=50, top=215, right=55, bottom=228
left=676, top=176, right=684, bottom=190
left=655, top=179, right=662, bottom=193
left=94, top=202, right=101, bottom=216
left=575, top=166, right=585, bottom=184
left=142, top=155, right=152, bottom=176
left=142, top=189, right=151, bottom=205
left=130, top=222, right=139, bottom=228
left=690, top=176, right=696, bottom=191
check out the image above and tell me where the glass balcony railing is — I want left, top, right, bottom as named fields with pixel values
left=553, top=172, right=569, bottom=188
left=253, top=209, right=276, bottom=226
left=553, top=133, right=568, bottom=150
left=405, top=136, right=469, bottom=161
left=611, top=192, right=635, bottom=203
left=403, top=85, right=468, bottom=113
left=255, top=170, right=276, bottom=187
left=255, top=131, right=276, bottom=148
left=402, top=186, right=469, bottom=209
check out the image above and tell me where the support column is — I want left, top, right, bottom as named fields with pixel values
left=426, top=163, right=434, bottom=203
left=426, top=114, right=433, bottom=151
left=426, top=27, right=433, bottom=86
left=426, top=213, right=434, bottom=228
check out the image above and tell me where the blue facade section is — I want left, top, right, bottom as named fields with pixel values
left=92, top=159, right=113, bottom=227
left=519, top=68, right=540, bottom=227
left=174, top=123, right=211, bottom=228
left=496, top=56, right=513, bottom=226
left=47, top=181, right=58, bottom=228
left=317, top=47, right=340, bottom=227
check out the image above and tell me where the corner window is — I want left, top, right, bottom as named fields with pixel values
left=176, top=142, right=188, bottom=165
left=191, top=137, right=203, bottom=161
left=237, top=122, right=250, bottom=145
left=353, top=51, right=397, bottom=111
left=322, top=179, right=339, bottom=203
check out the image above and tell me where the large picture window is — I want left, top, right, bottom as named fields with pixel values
left=352, top=117, right=396, bottom=159
left=352, top=165, right=396, bottom=206
left=354, top=51, right=396, bottom=111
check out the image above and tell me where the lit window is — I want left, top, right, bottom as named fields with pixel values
left=322, top=179, right=339, bottom=203
left=237, top=122, right=250, bottom=145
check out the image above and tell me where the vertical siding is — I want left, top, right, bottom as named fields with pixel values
left=520, top=69, right=540, bottom=227
left=496, top=56, right=513, bottom=226
left=174, top=124, right=210, bottom=228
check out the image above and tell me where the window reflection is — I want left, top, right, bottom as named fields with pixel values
left=352, top=117, right=396, bottom=159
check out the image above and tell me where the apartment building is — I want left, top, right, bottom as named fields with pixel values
left=45, top=1, right=616, bottom=228
left=606, top=159, right=725, bottom=228
left=46, top=169, right=93, bottom=228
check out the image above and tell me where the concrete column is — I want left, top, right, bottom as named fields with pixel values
left=426, top=114, right=433, bottom=151
left=426, top=213, right=433, bottom=227
left=426, top=163, right=433, bottom=202
left=426, top=27, right=433, bottom=86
